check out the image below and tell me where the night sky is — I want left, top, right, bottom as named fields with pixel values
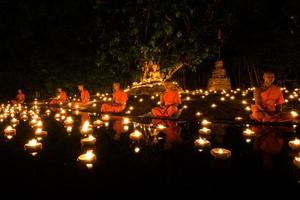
left=0, top=0, right=299, bottom=99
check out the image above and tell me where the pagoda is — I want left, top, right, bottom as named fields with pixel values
left=207, top=60, right=231, bottom=91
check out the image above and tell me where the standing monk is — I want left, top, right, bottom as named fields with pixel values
left=101, top=82, right=127, bottom=113
left=250, top=69, right=292, bottom=122
left=151, top=81, right=181, bottom=117
left=49, top=88, right=68, bottom=105
left=11, top=89, right=25, bottom=104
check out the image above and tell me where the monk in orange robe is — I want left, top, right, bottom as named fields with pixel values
left=73, top=84, right=90, bottom=108
left=151, top=81, right=181, bottom=117
left=11, top=89, right=25, bottom=104
left=101, top=82, right=127, bottom=113
left=49, top=88, right=68, bottom=105
left=250, top=70, right=292, bottom=122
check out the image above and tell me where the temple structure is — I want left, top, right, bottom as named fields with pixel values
left=207, top=60, right=231, bottom=91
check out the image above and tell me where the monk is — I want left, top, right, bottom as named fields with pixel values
left=11, top=89, right=25, bottom=104
left=151, top=81, right=181, bottom=118
left=250, top=70, right=292, bottom=122
left=101, top=82, right=127, bottom=113
left=73, top=84, right=90, bottom=108
left=49, top=88, right=68, bottom=105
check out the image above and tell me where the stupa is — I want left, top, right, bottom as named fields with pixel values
left=207, top=60, right=231, bottom=91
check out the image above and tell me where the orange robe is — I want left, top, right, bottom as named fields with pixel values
left=152, top=90, right=181, bottom=117
left=251, top=85, right=290, bottom=122
left=50, top=91, right=68, bottom=104
left=81, top=90, right=90, bottom=105
left=101, top=90, right=127, bottom=113
left=12, top=93, right=25, bottom=104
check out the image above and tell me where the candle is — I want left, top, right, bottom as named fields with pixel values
left=211, top=103, right=217, bottom=108
left=123, top=117, right=130, bottom=125
left=157, top=124, right=166, bottom=130
left=45, top=109, right=51, bottom=115
left=24, top=139, right=42, bottom=153
left=80, top=121, right=93, bottom=135
left=34, top=128, right=47, bottom=137
left=4, top=125, right=16, bottom=139
left=29, top=119, right=37, bottom=126
left=133, top=146, right=141, bottom=154
left=201, top=119, right=212, bottom=126
left=80, top=135, right=96, bottom=146
left=129, top=130, right=143, bottom=141
left=194, top=137, right=211, bottom=149
left=65, top=126, right=73, bottom=133
left=35, top=120, right=43, bottom=128
left=290, top=111, right=298, bottom=118
left=288, top=138, right=300, bottom=151
left=93, top=119, right=104, bottom=127
left=210, top=148, right=231, bottom=159
left=64, top=116, right=74, bottom=126
left=243, top=128, right=255, bottom=137
left=77, top=150, right=96, bottom=168
left=293, top=155, right=300, bottom=168
left=101, top=114, right=110, bottom=121
left=123, top=125, right=129, bottom=131
left=234, top=116, right=243, bottom=121
left=10, top=118, right=19, bottom=125
left=195, top=112, right=202, bottom=117
left=198, top=127, right=211, bottom=134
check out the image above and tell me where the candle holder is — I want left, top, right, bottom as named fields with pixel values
left=34, top=128, right=48, bottom=137
left=194, top=137, right=211, bottom=149
left=93, top=119, right=103, bottom=127
left=129, top=130, right=143, bottom=141
left=198, top=127, right=211, bottom=135
left=24, top=139, right=42, bottom=154
left=80, top=135, right=96, bottom=146
left=77, top=150, right=96, bottom=168
left=210, top=148, right=231, bottom=160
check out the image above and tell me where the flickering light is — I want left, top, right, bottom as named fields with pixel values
left=289, top=138, right=300, bottom=150
left=201, top=119, right=212, bottom=126
left=129, top=130, right=143, bottom=141
left=80, top=135, right=96, bottom=146
left=199, top=127, right=211, bottom=134
left=290, top=111, right=298, bottom=118
left=210, top=148, right=231, bottom=159
left=194, top=137, right=211, bottom=149
left=211, top=103, right=217, bottom=108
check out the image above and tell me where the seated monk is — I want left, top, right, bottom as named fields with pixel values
left=11, top=89, right=25, bottom=104
left=73, top=84, right=90, bottom=108
left=101, top=82, right=127, bottom=113
left=250, top=70, right=292, bottom=122
left=49, top=88, right=68, bottom=105
left=151, top=81, right=181, bottom=117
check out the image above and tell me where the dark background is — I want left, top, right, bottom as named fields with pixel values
left=0, top=0, right=299, bottom=100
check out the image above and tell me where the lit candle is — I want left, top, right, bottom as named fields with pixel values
left=77, top=150, right=96, bottom=168
left=194, top=137, right=211, bottom=149
left=29, top=119, right=37, bottom=126
left=210, top=148, right=231, bottom=159
left=80, top=121, right=93, bottom=135
left=101, top=114, right=110, bottom=121
left=34, top=128, right=47, bottom=137
left=24, top=139, right=42, bottom=153
left=64, top=116, right=74, bottom=126
left=66, top=126, right=73, bottom=133
left=211, top=103, right=217, bottom=108
left=129, top=130, right=143, bottom=141
left=201, top=119, right=212, bottom=126
left=35, top=120, right=43, bottom=128
left=195, top=112, right=202, bottom=117
left=93, top=119, right=104, bottom=127
left=198, top=127, right=212, bottom=134
left=10, top=118, right=19, bottom=125
left=4, top=125, right=16, bottom=138
left=290, top=111, right=298, bottom=118
left=134, top=146, right=141, bottom=154
left=235, top=116, right=243, bottom=121
left=157, top=124, right=166, bottom=130
left=80, top=135, right=96, bottom=146
left=123, top=125, right=129, bottom=131
left=45, top=109, right=51, bottom=115
left=243, top=128, right=255, bottom=137
left=288, top=138, right=300, bottom=150
left=123, top=118, right=130, bottom=125
left=293, top=155, right=300, bottom=168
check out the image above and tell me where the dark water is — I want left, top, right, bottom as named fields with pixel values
left=0, top=110, right=300, bottom=197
